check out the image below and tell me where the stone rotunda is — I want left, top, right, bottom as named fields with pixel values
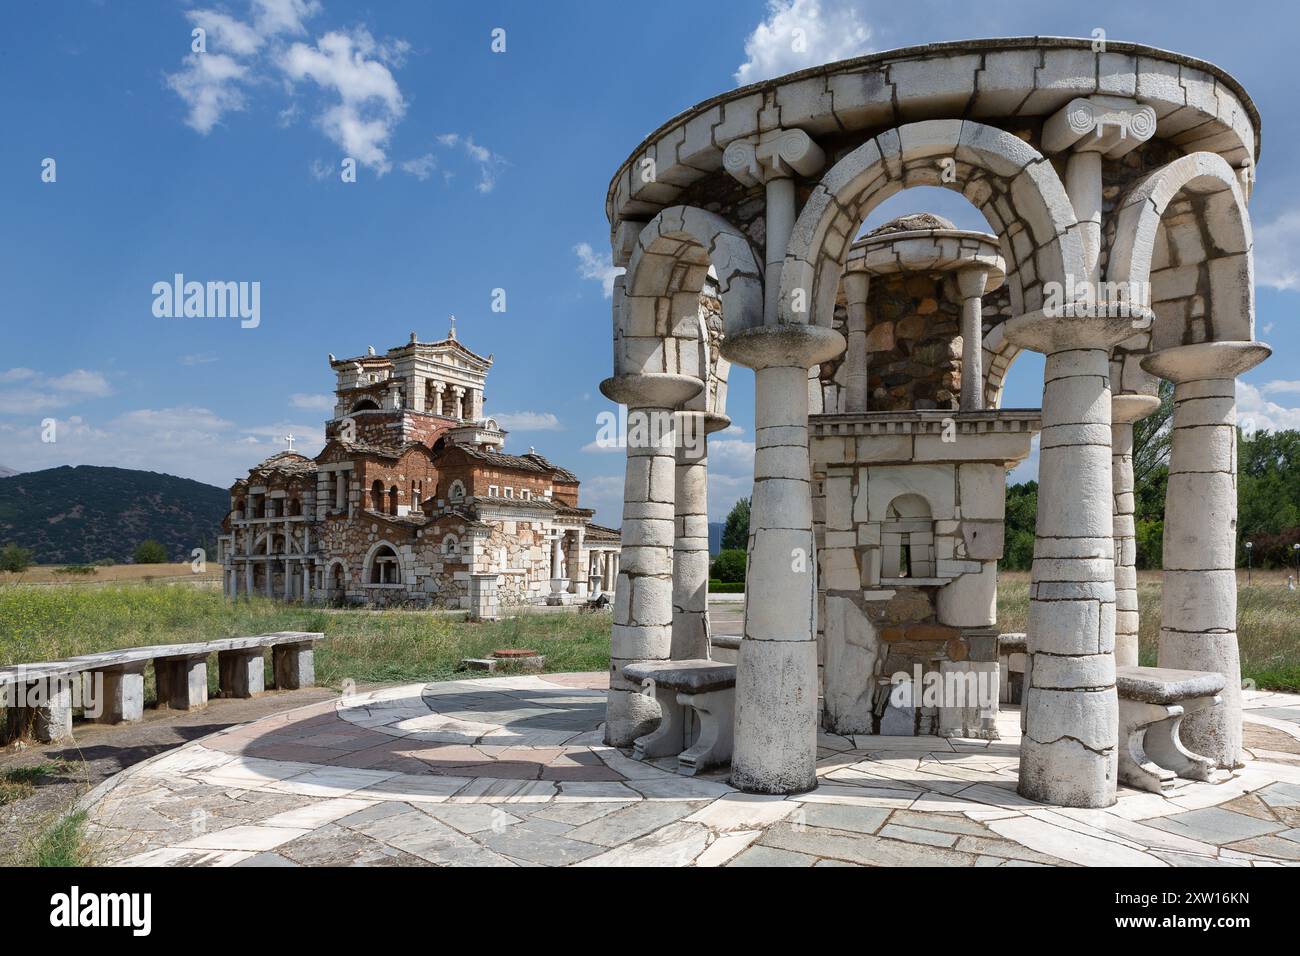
left=599, top=37, right=1269, bottom=809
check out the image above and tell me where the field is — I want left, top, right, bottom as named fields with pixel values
left=0, top=564, right=223, bottom=586
left=0, top=569, right=1296, bottom=693
left=0, top=584, right=610, bottom=693
left=998, top=570, right=1300, bottom=692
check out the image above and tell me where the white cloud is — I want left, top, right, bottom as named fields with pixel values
left=576, top=474, right=625, bottom=527
left=574, top=242, right=623, bottom=298
left=435, top=133, right=508, bottom=192
left=279, top=29, right=407, bottom=173
left=289, top=392, right=335, bottom=410
left=180, top=353, right=219, bottom=366
left=0, top=406, right=327, bottom=488
left=735, top=0, right=872, bottom=86
left=167, top=3, right=408, bottom=174
left=708, top=437, right=756, bottom=471
left=1260, top=380, right=1300, bottom=395
left=250, top=0, right=319, bottom=36
left=1254, top=209, right=1300, bottom=291
left=167, top=52, right=250, bottom=134
left=189, top=9, right=266, bottom=57
left=0, top=368, right=112, bottom=415
left=1238, top=381, right=1300, bottom=433
left=492, top=411, right=563, bottom=432
left=400, top=153, right=437, bottom=180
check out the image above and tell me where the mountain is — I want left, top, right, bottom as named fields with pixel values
left=0, top=465, right=230, bottom=564
left=709, top=522, right=724, bottom=555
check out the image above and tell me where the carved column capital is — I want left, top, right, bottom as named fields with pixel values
left=723, top=127, right=825, bottom=187
left=1043, top=96, right=1157, bottom=158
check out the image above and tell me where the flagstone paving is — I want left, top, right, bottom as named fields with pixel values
left=80, top=676, right=1300, bottom=867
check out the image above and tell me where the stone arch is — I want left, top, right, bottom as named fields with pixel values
left=779, top=120, right=1085, bottom=332
left=364, top=541, right=402, bottom=585
left=1108, top=151, right=1254, bottom=347
left=882, top=493, right=935, bottom=579
left=351, top=398, right=380, bottom=413
left=981, top=322, right=1021, bottom=409
left=388, top=485, right=399, bottom=515
left=447, top=479, right=466, bottom=503
left=616, top=204, right=763, bottom=409
left=441, top=533, right=460, bottom=557
left=325, top=558, right=349, bottom=594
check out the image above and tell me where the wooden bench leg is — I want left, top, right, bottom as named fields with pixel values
left=4, top=678, right=75, bottom=744
left=91, top=663, right=147, bottom=724
left=1143, top=695, right=1220, bottom=783
left=677, top=688, right=734, bottom=776
left=219, top=650, right=266, bottom=698
left=156, top=655, right=208, bottom=710
left=1118, top=699, right=1181, bottom=793
left=272, top=643, right=315, bottom=690
left=631, top=683, right=687, bottom=760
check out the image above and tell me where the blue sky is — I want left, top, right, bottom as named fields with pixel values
left=2, top=0, right=1298, bottom=526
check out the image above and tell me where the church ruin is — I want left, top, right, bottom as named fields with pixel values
left=219, top=326, right=618, bottom=611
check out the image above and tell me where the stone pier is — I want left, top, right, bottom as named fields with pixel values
left=1142, top=341, right=1270, bottom=768
left=599, top=372, right=701, bottom=746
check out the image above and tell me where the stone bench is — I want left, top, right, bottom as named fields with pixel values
left=708, top=634, right=741, bottom=664
left=0, top=632, right=324, bottom=744
left=621, top=660, right=736, bottom=776
left=997, top=633, right=1027, bottom=705
left=1116, top=665, right=1225, bottom=794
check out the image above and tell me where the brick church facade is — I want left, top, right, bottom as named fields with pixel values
left=217, top=326, right=619, bottom=608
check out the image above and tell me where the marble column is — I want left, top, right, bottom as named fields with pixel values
left=1110, top=393, right=1161, bottom=668
left=1141, top=341, right=1270, bottom=768
left=843, top=272, right=870, bottom=413
left=956, top=267, right=989, bottom=411
left=672, top=410, right=730, bottom=660
left=1006, top=312, right=1136, bottom=808
left=598, top=371, right=701, bottom=746
left=243, top=561, right=253, bottom=599
left=722, top=324, right=844, bottom=794
left=452, top=386, right=465, bottom=421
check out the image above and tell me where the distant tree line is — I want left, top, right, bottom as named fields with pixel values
left=1004, top=380, right=1300, bottom=571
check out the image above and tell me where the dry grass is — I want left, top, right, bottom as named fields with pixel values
left=1, top=563, right=222, bottom=586
left=998, top=570, right=1300, bottom=691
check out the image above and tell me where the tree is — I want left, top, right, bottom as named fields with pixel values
left=1000, top=481, right=1038, bottom=571
left=133, top=540, right=168, bottom=564
left=711, top=549, right=747, bottom=583
left=0, top=543, right=34, bottom=572
left=720, top=497, right=750, bottom=551
left=1132, top=379, right=1174, bottom=488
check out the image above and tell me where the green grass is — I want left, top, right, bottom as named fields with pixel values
left=997, top=574, right=1300, bottom=692
left=0, top=583, right=611, bottom=690
left=27, top=810, right=90, bottom=867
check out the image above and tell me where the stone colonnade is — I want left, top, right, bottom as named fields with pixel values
left=604, top=40, right=1266, bottom=807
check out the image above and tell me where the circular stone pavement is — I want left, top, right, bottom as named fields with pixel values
left=82, top=674, right=1300, bottom=867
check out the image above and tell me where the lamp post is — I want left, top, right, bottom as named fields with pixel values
left=1293, top=542, right=1299, bottom=581
left=1245, top=540, right=1253, bottom=587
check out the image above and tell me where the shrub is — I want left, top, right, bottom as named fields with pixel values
left=132, top=540, right=168, bottom=564
left=0, top=543, right=35, bottom=573
left=710, top=548, right=747, bottom=583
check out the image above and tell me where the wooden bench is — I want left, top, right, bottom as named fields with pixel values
left=0, top=632, right=324, bottom=744
left=621, top=659, right=736, bottom=776
left=1116, top=665, right=1225, bottom=794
